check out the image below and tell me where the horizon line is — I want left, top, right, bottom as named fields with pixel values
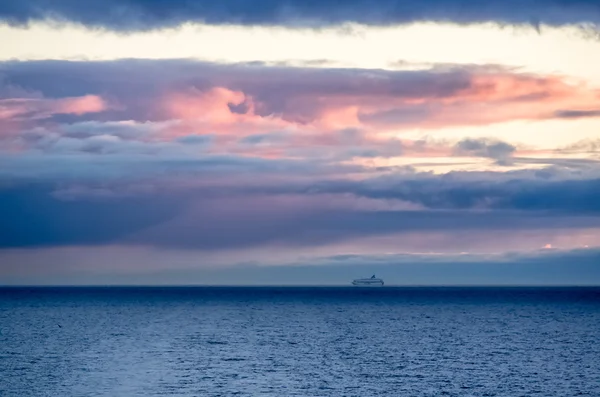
left=2, top=284, right=599, bottom=288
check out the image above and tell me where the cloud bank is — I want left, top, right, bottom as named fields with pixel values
left=0, top=59, right=599, bottom=257
left=0, top=33, right=599, bottom=284
left=2, top=0, right=600, bottom=30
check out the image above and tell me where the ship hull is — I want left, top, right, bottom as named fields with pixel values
left=351, top=280, right=384, bottom=286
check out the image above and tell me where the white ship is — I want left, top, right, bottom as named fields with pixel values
left=351, top=275, right=384, bottom=286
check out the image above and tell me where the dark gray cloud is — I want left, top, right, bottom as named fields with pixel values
left=0, top=150, right=358, bottom=183
left=1, top=0, right=600, bottom=31
left=0, top=59, right=475, bottom=96
left=2, top=172, right=600, bottom=250
left=309, top=174, right=600, bottom=213
left=0, top=183, right=182, bottom=248
left=453, top=138, right=516, bottom=164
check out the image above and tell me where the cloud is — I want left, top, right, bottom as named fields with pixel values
left=558, top=138, right=600, bottom=154
left=6, top=59, right=596, bottom=177
left=0, top=59, right=598, bottom=255
left=0, top=183, right=183, bottom=248
left=1, top=0, right=600, bottom=30
left=553, top=109, right=600, bottom=119
left=311, top=172, right=600, bottom=213
left=2, top=170, right=600, bottom=250
left=453, top=138, right=516, bottom=164
left=0, top=95, right=106, bottom=121
left=1, top=59, right=598, bottom=139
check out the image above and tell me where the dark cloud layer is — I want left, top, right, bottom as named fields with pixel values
left=291, top=171, right=600, bottom=214
left=2, top=174, right=600, bottom=249
left=1, top=0, right=600, bottom=30
left=0, top=184, right=182, bottom=248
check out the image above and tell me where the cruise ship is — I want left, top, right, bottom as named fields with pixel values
left=351, top=275, right=384, bottom=286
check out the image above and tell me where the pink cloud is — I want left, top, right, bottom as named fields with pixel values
left=161, top=87, right=291, bottom=138
left=355, top=74, right=600, bottom=129
left=165, top=87, right=246, bottom=123
left=150, top=71, right=600, bottom=149
left=53, top=95, right=106, bottom=115
left=0, top=95, right=107, bottom=121
left=5, top=70, right=591, bottom=163
left=279, top=73, right=600, bottom=131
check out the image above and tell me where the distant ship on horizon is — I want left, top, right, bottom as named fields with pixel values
left=351, top=275, right=384, bottom=286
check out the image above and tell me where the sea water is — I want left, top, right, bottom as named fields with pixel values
left=1, top=287, right=599, bottom=396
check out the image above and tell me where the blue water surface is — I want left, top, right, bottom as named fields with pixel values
left=1, top=287, right=599, bottom=396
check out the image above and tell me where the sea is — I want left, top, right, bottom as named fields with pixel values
left=1, top=287, right=599, bottom=396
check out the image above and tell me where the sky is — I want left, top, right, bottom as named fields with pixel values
left=1, top=0, right=600, bottom=285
